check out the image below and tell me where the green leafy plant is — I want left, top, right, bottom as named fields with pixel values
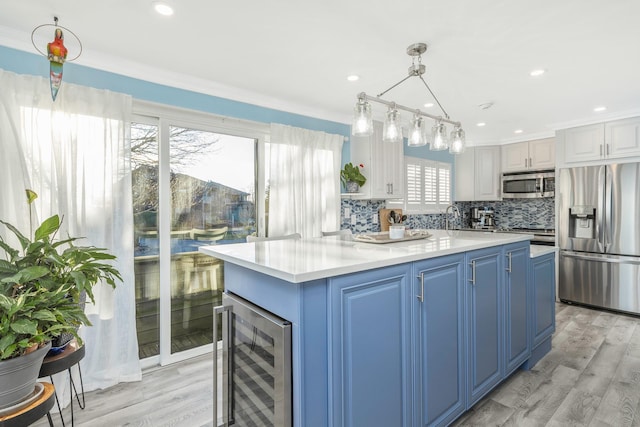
left=340, top=162, right=367, bottom=187
left=0, top=190, right=122, bottom=360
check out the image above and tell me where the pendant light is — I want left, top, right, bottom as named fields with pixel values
left=352, top=96, right=373, bottom=136
left=350, top=42, right=465, bottom=154
left=449, top=126, right=466, bottom=154
left=382, top=105, right=402, bottom=143
left=407, top=114, right=427, bottom=147
left=430, top=121, right=449, bottom=151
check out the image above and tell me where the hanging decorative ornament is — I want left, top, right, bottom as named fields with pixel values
left=31, top=17, right=82, bottom=101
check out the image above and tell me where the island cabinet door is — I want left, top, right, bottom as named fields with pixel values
left=503, top=242, right=531, bottom=377
left=465, top=247, right=503, bottom=407
left=328, top=264, right=412, bottom=427
left=413, top=253, right=466, bottom=427
left=531, top=252, right=556, bottom=347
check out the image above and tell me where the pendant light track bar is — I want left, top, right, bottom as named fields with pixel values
left=357, top=92, right=460, bottom=127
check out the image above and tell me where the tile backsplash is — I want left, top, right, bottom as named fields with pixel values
left=456, top=198, right=555, bottom=230
left=340, top=197, right=555, bottom=233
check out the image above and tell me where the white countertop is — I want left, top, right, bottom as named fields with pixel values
left=530, top=244, right=559, bottom=258
left=199, top=230, right=532, bottom=283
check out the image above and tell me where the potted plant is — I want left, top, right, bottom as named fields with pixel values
left=340, top=162, right=367, bottom=193
left=0, top=190, right=122, bottom=410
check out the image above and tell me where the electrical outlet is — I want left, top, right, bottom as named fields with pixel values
left=372, top=213, right=378, bottom=224
left=351, top=214, right=357, bottom=225
left=344, top=207, right=351, bottom=218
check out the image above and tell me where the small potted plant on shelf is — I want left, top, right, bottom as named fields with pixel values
left=0, top=189, right=122, bottom=410
left=340, top=162, right=367, bottom=193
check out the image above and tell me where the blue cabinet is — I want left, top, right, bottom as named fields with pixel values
left=329, top=264, right=413, bottom=427
left=524, top=252, right=556, bottom=369
left=503, top=242, right=531, bottom=375
left=413, top=254, right=465, bottom=427
left=222, top=242, right=555, bottom=427
left=465, top=246, right=502, bottom=407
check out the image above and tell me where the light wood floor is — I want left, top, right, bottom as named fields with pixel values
left=35, top=302, right=640, bottom=427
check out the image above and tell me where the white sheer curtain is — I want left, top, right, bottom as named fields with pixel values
left=0, top=70, right=141, bottom=402
left=268, top=123, right=343, bottom=238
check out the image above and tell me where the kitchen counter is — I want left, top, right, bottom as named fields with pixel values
left=199, top=229, right=531, bottom=283
left=202, top=230, right=554, bottom=427
left=530, top=244, right=558, bottom=258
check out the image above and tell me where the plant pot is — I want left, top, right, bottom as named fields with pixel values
left=346, top=181, right=360, bottom=193
left=0, top=341, right=51, bottom=410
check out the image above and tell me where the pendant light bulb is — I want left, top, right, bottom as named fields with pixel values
left=407, top=114, right=427, bottom=147
left=449, top=126, right=466, bottom=154
left=430, top=121, right=449, bottom=151
left=383, top=107, right=402, bottom=143
left=352, top=97, right=373, bottom=136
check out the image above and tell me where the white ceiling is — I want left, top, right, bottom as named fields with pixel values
left=1, top=0, right=640, bottom=145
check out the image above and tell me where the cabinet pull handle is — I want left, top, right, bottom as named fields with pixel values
left=469, top=260, right=476, bottom=285
left=416, top=273, right=425, bottom=302
left=506, top=252, right=512, bottom=272
left=606, top=144, right=610, bottom=156
left=390, top=183, right=393, bottom=194
left=529, top=157, right=532, bottom=168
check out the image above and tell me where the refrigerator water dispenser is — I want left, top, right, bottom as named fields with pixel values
left=568, top=206, right=596, bottom=239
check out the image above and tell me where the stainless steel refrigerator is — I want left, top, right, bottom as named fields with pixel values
left=558, top=163, right=640, bottom=314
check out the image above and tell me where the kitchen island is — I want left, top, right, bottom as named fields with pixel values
left=200, top=230, right=555, bottom=427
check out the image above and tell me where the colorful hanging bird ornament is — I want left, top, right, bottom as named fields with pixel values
left=47, top=25, right=67, bottom=100
left=31, top=17, right=82, bottom=101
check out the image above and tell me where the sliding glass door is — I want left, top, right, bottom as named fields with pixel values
left=132, top=113, right=258, bottom=364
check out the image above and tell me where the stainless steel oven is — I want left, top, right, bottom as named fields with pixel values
left=501, top=170, right=555, bottom=198
left=214, top=292, right=292, bottom=427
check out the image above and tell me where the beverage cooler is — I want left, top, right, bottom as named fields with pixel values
left=214, top=293, right=292, bottom=426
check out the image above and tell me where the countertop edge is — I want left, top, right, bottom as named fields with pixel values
left=199, top=231, right=533, bottom=283
left=530, top=245, right=559, bottom=258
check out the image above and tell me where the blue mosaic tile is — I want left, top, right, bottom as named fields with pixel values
left=340, top=197, right=555, bottom=233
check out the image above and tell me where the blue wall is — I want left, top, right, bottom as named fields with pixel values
left=0, top=44, right=354, bottom=159
left=0, top=45, right=458, bottom=171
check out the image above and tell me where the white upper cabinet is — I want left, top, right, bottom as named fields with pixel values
left=350, top=121, right=404, bottom=199
left=501, top=138, right=555, bottom=173
left=606, top=117, right=640, bottom=159
left=561, top=123, right=605, bottom=164
left=455, top=146, right=501, bottom=201
left=559, top=117, right=640, bottom=166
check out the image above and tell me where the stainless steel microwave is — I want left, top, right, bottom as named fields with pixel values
left=501, top=170, right=555, bottom=198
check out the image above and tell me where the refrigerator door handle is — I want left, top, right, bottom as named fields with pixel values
left=604, top=166, right=612, bottom=252
left=597, top=166, right=606, bottom=252
left=562, top=251, right=640, bottom=265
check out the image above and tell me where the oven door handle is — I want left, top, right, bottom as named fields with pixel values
left=214, top=304, right=232, bottom=427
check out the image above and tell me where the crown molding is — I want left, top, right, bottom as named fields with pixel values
left=0, top=25, right=351, bottom=126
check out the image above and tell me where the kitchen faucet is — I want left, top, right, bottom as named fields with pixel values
left=445, top=204, right=461, bottom=231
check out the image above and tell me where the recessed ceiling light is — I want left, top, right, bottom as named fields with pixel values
left=424, top=103, right=434, bottom=108
left=514, top=129, right=523, bottom=134
left=594, top=106, right=607, bottom=112
left=529, top=69, right=546, bottom=77
left=347, top=75, right=359, bottom=82
left=153, top=1, right=174, bottom=16
left=476, top=122, right=486, bottom=127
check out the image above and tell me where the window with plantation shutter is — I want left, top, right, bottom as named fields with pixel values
left=390, top=157, right=451, bottom=213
